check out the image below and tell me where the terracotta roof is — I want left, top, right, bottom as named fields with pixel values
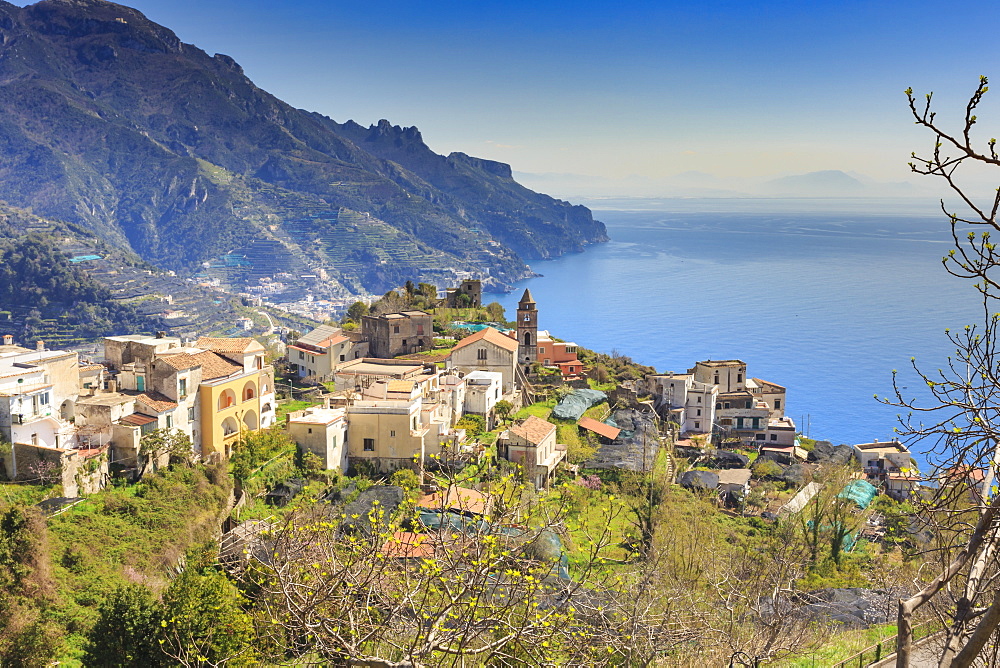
left=386, top=380, right=416, bottom=393
left=195, top=337, right=264, bottom=354
left=942, top=465, right=986, bottom=484
left=752, top=377, right=786, bottom=391
left=451, top=327, right=519, bottom=354
left=156, top=352, right=202, bottom=371
left=191, top=351, right=243, bottom=380
left=381, top=531, right=435, bottom=559
left=578, top=416, right=621, bottom=440
left=416, top=487, right=490, bottom=515
left=79, top=364, right=105, bottom=372
left=119, top=413, right=157, bottom=427
left=508, top=415, right=556, bottom=445
left=136, top=391, right=177, bottom=412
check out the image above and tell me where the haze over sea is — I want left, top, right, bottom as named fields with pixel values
left=487, top=198, right=983, bottom=467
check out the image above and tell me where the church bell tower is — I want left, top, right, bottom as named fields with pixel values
left=516, top=288, right=537, bottom=372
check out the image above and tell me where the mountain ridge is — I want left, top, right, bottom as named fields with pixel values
left=0, top=0, right=607, bottom=295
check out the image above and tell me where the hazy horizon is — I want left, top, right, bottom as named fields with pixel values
left=10, top=0, right=1000, bottom=200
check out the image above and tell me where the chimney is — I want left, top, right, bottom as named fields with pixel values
left=324, top=397, right=331, bottom=409
left=107, top=379, right=117, bottom=393
left=156, top=331, right=166, bottom=339
left=2, top=334, right=11, bottom=346
left=872, top=438, right=878, bottom=443
left=36, top=340, right=44, bottom=351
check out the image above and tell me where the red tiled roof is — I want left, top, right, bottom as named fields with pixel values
left=416, top=487, right=490, bottom=515
left=380, top=531, right=435, bottom=559
left=195, top=337, right=264, bottom=354
left=191, top=351, right=243, bottom=380
left=156, top=353, right=202, bottom=371
left=119, top=413, right=157, bottom=427
left=508, top=415, right=556, bottom=445
left=752, top=377, right=786, bottom=391
left=451, top=327, right=519, bottom=354
left=578, top=416, right=621, bottom=440
left=136, top=391, right=177, bottom=412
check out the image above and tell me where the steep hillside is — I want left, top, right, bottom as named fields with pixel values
left=0, top=0, right=607, bottom=294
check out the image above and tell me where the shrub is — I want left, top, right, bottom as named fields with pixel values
left=752, top=458, right=784, bottom=479
left=389, top=468, right=420, bottom=492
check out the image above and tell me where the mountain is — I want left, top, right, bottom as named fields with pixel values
left=0, top=0, right=607, bottom=295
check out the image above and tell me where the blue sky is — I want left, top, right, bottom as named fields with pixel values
left=17, top=0, right=1000, bottom=194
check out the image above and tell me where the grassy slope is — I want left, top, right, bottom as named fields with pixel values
left=37, top=464, right=232, bottom=662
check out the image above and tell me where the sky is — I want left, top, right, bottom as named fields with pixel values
left=15, top=0, right=1000, bottom=196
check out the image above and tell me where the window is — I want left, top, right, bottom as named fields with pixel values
left=716, top=403, right=721, bottom=410
left=523, top=314, right=530, bottom=322
left=166, top=415, right=173, bottom=429
left=340, top=355, right=345, bottom=361
left=756, top=433, right=765, bottom=441
left=402, top=339, right=407, bottom=346
left=477, top=348, right=487, bottom=361
left=770, top=434, right=778, bottom=441
left=694, top=421, right=700, bottom=429
left=714, top=375, right=719, bottom=384
left=724, top=402, right=730, bottom=409
left=697, top=396, right=702, bottom=404
left=417, top=325, right=424, bottom=335
left=696, top=409, right=701, bottom=416
left=390, top=430, right=396, bottom=437
left=363, top=438, right=375, bottom=451
left=299, top=351, right=304, bottom=360
left=393, top=326, right=400, bottom=334
left=745, top=401, right=752, bottom=408
left=737, top=373, right=743, bottom=383
left=308, top=428, right=312, bottom=434
left=187, top=407, right=195, bottom=422
left=539, top=347, right=546, bottom=354
left=775, top=399, right=781, bottom=410
left=179, top=378, right=187, bottom=398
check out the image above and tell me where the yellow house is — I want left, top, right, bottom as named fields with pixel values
left=191, top=338, right=275, bottom=459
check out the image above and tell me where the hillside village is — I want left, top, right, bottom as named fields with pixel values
left=0, top=279, right=933, bottom=525
left=0, top=278, right=957, bottom=665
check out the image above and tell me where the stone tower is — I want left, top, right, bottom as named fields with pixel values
left=516, top=288, right=537, bottom=372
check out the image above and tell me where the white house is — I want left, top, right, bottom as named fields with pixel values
left=447, top=328, right=519, bottom=394
left=287, top=405, right=348, bottom=472
left=463, top=370, right=503, bottom=427
left=644, top=372, right=717, bottom=435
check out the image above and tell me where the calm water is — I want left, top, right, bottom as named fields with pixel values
left=487, top=198, right=983, bottom=460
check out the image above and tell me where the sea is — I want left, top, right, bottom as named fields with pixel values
left=485, top=197, right=985, bottom=467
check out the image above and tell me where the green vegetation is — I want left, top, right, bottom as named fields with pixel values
left=274, top=399, right=321, bottom=423
left=0, top=463, right=233, bottom=664
left=0, top=234, right=148, bottom=343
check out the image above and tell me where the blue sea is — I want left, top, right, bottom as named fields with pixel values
left=486, top=198, right=984, bottom=463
